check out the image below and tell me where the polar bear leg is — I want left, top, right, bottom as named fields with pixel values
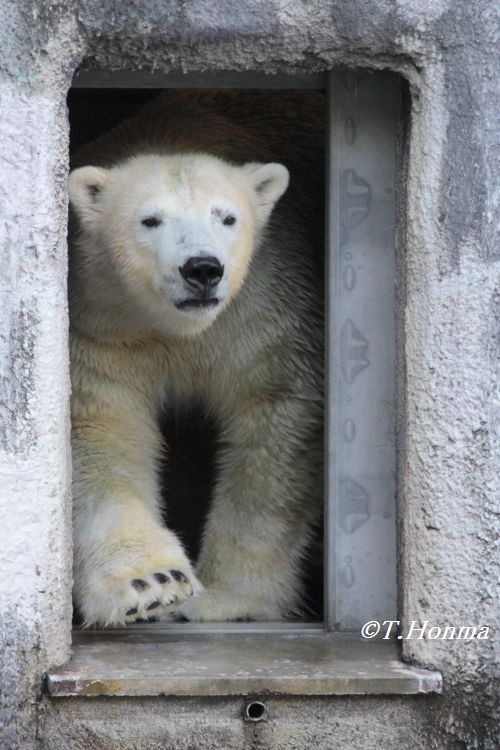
left=178, top=394, right=321, bottom=621
left=72, top=413, right=202, bottom=627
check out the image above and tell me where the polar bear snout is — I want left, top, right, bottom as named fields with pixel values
left=179, top=256, right=224, bottom=291
left=175, top=255, right=225, bottom=312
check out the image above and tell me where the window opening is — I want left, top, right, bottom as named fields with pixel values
left=67, top=69, right=400, bottom=633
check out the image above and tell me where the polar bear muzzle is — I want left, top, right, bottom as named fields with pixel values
left=176, top=254, right=224, bottom=310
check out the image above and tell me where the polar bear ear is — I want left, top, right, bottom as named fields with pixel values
left=68, top=166, right=109, bottom=225
left=242, top=162, right=290, bottom=226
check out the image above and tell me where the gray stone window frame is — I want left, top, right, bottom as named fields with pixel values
left=43, top=67, right=441, bottom=697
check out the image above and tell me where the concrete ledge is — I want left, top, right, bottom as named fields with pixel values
left=47, top=630, right=442, bottom=697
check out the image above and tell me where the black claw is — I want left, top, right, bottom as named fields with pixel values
left=126, top=607, right=138, bottom=616
left=170, top=569, right=189, bottom=584
left=146, top=599, right=161, bottom=611
left=154, top=572, right=170, bottom=584
left=131, top=579, right=149, bottom=591
left=173, top=613, right=189, bottom=622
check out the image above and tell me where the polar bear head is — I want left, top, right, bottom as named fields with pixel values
left=68, top=154, right=289, bottom=337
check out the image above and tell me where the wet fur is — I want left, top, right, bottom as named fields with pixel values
left=70, top=91, right=325, bottom=625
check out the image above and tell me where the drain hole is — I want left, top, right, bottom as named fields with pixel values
left=245, top=701, right=267, bottom=722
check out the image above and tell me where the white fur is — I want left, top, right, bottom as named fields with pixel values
left=69, top=155, right=288, bottom=339
left=69, top=153, right=321, bottom=626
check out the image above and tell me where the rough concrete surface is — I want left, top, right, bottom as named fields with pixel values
left=0, top=0, right=498, bottom=748
left=37, top=695, right=455, bottom=750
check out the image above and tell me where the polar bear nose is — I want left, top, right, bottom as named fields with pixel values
left=179, top=256, right=224, bottom=290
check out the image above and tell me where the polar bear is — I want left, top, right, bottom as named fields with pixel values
left=69, top=91, right=324, bottom=626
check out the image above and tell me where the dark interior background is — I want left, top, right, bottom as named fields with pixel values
left=68, top=88, right=324, bottom=621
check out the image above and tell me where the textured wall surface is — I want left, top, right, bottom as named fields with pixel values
left=0, top=0, right=498, bottom=748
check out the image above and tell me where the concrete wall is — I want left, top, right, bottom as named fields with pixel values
left=0, top=1, right=497, bottom=748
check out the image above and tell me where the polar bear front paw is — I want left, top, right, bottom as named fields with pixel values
left=77, top=549, right=203, bottom=627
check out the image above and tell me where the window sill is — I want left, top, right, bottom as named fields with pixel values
left=47, top=624, right=442, bottom=698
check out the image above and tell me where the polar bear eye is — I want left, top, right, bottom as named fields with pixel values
left=223, top=215, right=236, bottom=226
left=141, top=216, right=162, bottom=228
